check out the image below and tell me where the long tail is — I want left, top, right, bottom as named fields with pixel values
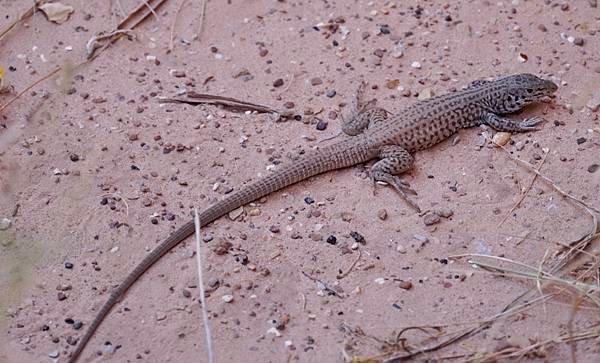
left=69, top=136, right=375, bottom=362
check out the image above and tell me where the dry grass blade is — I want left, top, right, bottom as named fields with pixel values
left=86, top=0, right=169, bottom=59
left=193, top=209, right=214, bottom=363
left=198, top=0, right=207, bottom=40
left=0, top=0, right=48, bottom=42
left=497, top=149, right=547, bottom=227
left=168, top=0, right=186, bottom=51
left=366, top=294, right=552, bottom=362
left=160, top=92, right=294, bottom=118
left=0, top=66, right=61, bottom=114
left=449, top=253, right=600, bottom=308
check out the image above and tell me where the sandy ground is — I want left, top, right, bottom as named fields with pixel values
left=1, top=0, right=599, bottom=362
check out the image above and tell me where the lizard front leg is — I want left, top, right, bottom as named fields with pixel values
left=370, top=145, right=420, bottom=212
left=342, top=80, right=388, bottom=136
left=482, top=112, right=545, bottom=132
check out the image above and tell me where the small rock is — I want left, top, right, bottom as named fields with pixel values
left=269, top=225, right=280, bottom=233
left=170, top=70, right=186, bottom=78
left=587, top=91, right=600, bottom=112
left=374, top=277, right=386, bottom=285
left=423, top=212, right=441, bottom=226
left=435, top=207, right=454, bottom=218
left=588, top=164, right=599, bottom=173
left=248, top=208, right=261, bottom=216
left=0, top=218, right=11, bottom=230
left=340, top=212, right=353, bottom=222
left=350, top=231, right=366, bottom=245
left=57, top=292, right=67, bottom=301
left=396, top=244, right=407, bottom=254
left=228, top=206, right=244, bottom=220
left=326, top=235, right=337, bottom=245
left=377, top=209, right=387, bottom=220
left=273, top=78, right=284, bottom=87
left=283, top=101, right=294, bottom=109
left=577, top=137, right=587, bottom=145
left=572, top=37, right=584, bottom=46
left=398, top=281, right=413, bottom=290
left=326, top=89, right=336, bottom=98
left=310, top=77, right=323, bottom=86
left=417, top=88, right=432, bottom=100
left=492, top=132, right=511, bottom=146
left=64, top=262, right=74, bottom=269
left=213, top=239, right=232, bottom=255
left=222, top=294, right=234, bottom=303
left=48, top=351, right=59, bottom=358
left=182, top=289, right=191, bottom=298
left=410, top=61, right=421, bottom=69
left=537, top=24, right=547, bottom=32
left=315, top=119, right=328, bottom=131
left=69, top=153, right=79, bottom=162
left=155, top=311, right=167, bottom=321
left=128, top=132, right=139, bottom=141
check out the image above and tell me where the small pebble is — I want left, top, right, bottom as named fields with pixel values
left=64, top=262, right=74, bottom=269
left=304, top=196, right=315, bottom=204
left=222, top=294, right=234, bottom=303
left=315, top=119, right=328, bottom=131
left=48, top=351, right=59, bottom=358
left=155, top=311, right=167, bottom=321
left=273, top=78, right=284, bottom=87
left=69, top=153, right=79, bottom=162
left=0, top=218, right=11, bottom=230
left=326, top=235, right=337, bottom=245
left=410, top=61, right=421, bottom=69
left=325, top=89, right=336, bottom=98
left=492, top=132, right=511, bottom=146
left=435, top=207, right=454, bottom=218
left=269, top=225, right=280, bottom=233
left=377, top=209, right=387, bottom=220
left=588, top=164, right=599, bottom=173
left=576, top=137, right=587, bottom=145
left=350, top=231, right=366, bottom=244
left=310, top=77, right=323, bottom=86
left=398, top=281, right=413, bottom=290
left=423, top=212, right=441, bottom=226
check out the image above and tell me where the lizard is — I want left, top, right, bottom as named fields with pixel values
left=68, top=73, right=557, bottom=362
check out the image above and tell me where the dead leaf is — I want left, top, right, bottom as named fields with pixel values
left=39, top=2, right=74, bottom=24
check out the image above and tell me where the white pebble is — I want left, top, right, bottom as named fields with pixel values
left=222, top=294, right=234, bottom=303
left=411, top=61, right=421, bottom=69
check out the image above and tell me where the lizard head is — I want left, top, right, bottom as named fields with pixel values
left=493, top=73, right=558, bottom=113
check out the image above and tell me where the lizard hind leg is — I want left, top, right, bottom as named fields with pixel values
left=370, top=145, right=420, bottom=212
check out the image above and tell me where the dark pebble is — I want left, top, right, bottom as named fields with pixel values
left=398, top=281, right=413, bottom=290
left=273, top=78, right=284, bottom=87
left=73, top=321, right=83, bottom=330
left=310, top=77, right=323, bottom=86
left=325, top=89, right=336, bottom=98
left=588, top=164, right=599, bottom=173
left=150, top=218, right=158, bottom=225
left=326, top=235, right=337, bottom=245
left=304, top=196, right=315, bottom=204
left=57, top=292, right=67, bottom=301
left=42, top=324, right=50, bottom=331
left=283, top=101, right=295, bottom=109
left=316, top=119, right=328, bottom=131
left=380, top=25, right=390, bottom=34
left=350, top=231, right=366, bottom=244
left=444, top=14, right=452, bottom=21
left=269, top=225, right=280, bottom=233
left=65, top=318, right=74, bottom=324
left=69, top=153, right=79, bottom=162
left=576, top=137, right=587, bottom=145
left=64, top=262, right=74, bottom=269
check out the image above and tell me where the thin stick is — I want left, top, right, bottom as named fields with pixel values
left=337, top=249, right=362, bottom=279
left=497, top=149, right=547, bottom=227
left=169, top=0, right=186, bottom=51
left=194, top=208, right=214, bottom=363
left=197, top=0, right=207, bottom=40
left=488, top=137, right=600, bottom=214
left=0, top=66, right=60, bottom=114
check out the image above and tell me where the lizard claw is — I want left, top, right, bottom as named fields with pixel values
left=520, top=116, right=546, bottom=131
left=371, top=173, right=421, bottom=212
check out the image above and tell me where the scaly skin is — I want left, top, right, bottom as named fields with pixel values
left=69, top=73, right=557, bottom=362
